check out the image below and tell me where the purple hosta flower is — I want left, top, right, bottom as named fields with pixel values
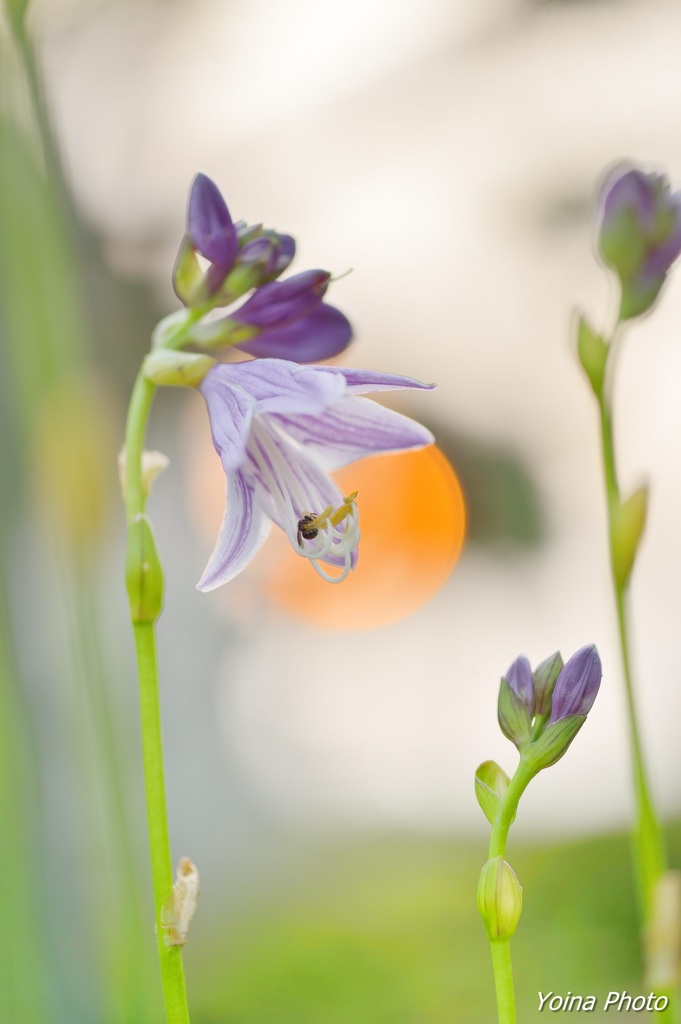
left=521, top=644, right=601, bottom=772
left=236, top=304, right=352, bottom=363
left=498, top=645, right=601, bottom=765
left=548, top=644, right=601, bottom=724
left=497, top=654, right=535, bottom=749
left=203, top=268, right=353, bottom=363
left=173, top=174, right=352, bottom=362
left=598, top=166, right=681, bottom=320
left=197, top=359, right=434, bottom=588
left=505, top=655, right=534, bottom=713
left=231, top=270, right=330, bottom=329
left=188, top=173, right=239, bottom=272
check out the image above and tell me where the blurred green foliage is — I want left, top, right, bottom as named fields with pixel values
left=187, top=827, right=681, bottom=1023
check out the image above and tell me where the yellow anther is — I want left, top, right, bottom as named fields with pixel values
left=307, top=505, right=333, bottom=530
left=330, top=492, right=358, bottom=527
left=327, top=491, right=356, bottom=528
left=308, top=492, right=358, bottom=531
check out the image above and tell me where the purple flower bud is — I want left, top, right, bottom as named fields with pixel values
left=237, top=303, right=352, bottom=362
left=271, top=234, right=296, bottom=277
left=176, top=175, right=353, bottom=362
left=598, top=166, right=681, bottom=320
left=232, top=270, right=330, bottom=329
left=187, top=173, right=239, bottom=271
left=504, top=655, right=535, bottom=713
left=548, top=645, right=602, bottom=724
left=238, top=232, right=296, bottom=282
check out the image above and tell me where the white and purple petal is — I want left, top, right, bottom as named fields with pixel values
left=197, top=359, right=433, bottom=588
left=242, top=417, right=358, bottom=572
left=272, top=395, right=434, bottom=470
left=220, top=359, right=346, bottom=415
left=197, top=470, right=271, bottom=591
left=336, top=367, right=436, bottom=395
left=198, top=370, right=256, bottom=472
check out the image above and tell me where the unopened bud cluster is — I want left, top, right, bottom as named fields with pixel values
left=598, top=166, right=681, bottom=321
left=149, top=174, right=353, bottom=380
left=475, top=644, right=602, bottom=949
left=497, top=644, right=601, bottom=772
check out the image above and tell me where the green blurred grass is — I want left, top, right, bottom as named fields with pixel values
left=188, top=826, right=681, bottom=1023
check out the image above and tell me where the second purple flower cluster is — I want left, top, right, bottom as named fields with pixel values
left=498, top=645, right=602, bottom=769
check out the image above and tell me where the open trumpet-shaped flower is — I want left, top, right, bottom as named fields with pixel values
left=197, top=359, right=434, bottom=588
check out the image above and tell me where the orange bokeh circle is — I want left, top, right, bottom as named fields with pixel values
left=262, top=444, right=466, bottom=629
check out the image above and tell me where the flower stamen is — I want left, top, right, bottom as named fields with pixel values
left=296, top=492, right=360, bottom=584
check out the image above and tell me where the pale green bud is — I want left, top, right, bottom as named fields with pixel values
left=143, top=349, right=216, bottom=388
left=477, top=857, right=523, bottom=941
left=576, top=313, right=608, bottom=397
left=475, top=760, right=512, bottom=826
left=533, top=651, right=563, bottom=718
left=498, top=678, right=532, bottom=751
left=612, top=484, right=648, bottom=588
left=126, top=514, right=164, bottom=623
left=172, top=234, right=205, bottom=307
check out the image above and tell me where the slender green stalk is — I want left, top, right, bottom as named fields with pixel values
left=596, top=338, right=675, bottom=1019
left=489, top=941, right=516, bottom=1024
left=124, top=368, right=190, bottom=1024
left=133, top=621, right=189, bottom=1023
left=488, top=762, right=533, bottom=861
left=483, top=760, right=534, bottom=1024
left=597, top=382, right=667, bottom=913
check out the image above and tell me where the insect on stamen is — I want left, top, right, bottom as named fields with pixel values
left=297, top=512, right=322, bottom=547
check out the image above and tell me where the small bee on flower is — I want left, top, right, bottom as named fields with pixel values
left=297, top=514, right=320, bottom=546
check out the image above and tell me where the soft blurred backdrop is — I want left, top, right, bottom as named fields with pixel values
left=2, top=0, right=681, bottom=1020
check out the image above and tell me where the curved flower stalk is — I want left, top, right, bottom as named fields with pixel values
left=124, top=173, right=435, bottom=1024
left=197, top=360, right=434, bottom=587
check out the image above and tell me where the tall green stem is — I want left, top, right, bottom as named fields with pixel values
left=489, top=941, right=516, bottom=1024
left=597, top=370, right=666, bottom=912
left=482, top=760, right=534, bottom=1024
left=597, top=344, right=675, bottom=1019
left=124, top=369, right=190, bottom=1024
left=488, top=762, right=533, bottom=861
